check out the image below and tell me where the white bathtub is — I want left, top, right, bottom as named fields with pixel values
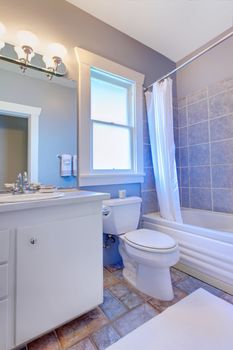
left=142, top=208, right=233, bottom=294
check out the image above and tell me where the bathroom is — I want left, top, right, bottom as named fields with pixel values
left=0, top=0, right=233, bottom=349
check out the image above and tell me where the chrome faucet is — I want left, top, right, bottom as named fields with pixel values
left=12, top=172, right=29, bottom=194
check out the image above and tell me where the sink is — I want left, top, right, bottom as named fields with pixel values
left=0, top=192, right=64, bottom=203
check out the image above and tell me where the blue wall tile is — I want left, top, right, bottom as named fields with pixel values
left=181, top=167, right=189, bottom=187
left=189, top=144, right=210, bottom=166
left=141, top=190, right=158, bottom=214
left=180, top=147, right=188, bottom=166
left=213, top=189, right=233, bottom=213
left=179, top=127, right=187, bottom=147
left=187, top=88, right=207, bottom=105
left=209, top=89, right=233, bottom=118
left=210, top=114, right=233, bottom=141
left=181, top=187, right=190, bottom=207
left=212, top=165, right=233, bottom=188
left=178, top=107, right=187, bottom=127
left=188, top=99, right=208, bottom=125
left=188, top=121, right=209, bottom=145
left=143, top=144, right=153, bottom=168
left=189, top=166, right=211, bottom=188
left=211, top=139, right=233, bottom=164
left=190, top=188, right=212, bottom=210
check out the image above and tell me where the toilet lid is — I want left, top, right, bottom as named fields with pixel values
left=124, top=229, right=177, bottom=250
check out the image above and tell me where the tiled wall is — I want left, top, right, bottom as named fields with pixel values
left=141, top=104, right=159, bottom=214
left=174, top=76, right=233, bottom=213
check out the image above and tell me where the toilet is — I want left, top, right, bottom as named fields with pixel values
left=102, top=196, right=180, bottom=301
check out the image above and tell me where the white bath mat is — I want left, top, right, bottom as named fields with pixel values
left=107, top=288, right=233, bottom=350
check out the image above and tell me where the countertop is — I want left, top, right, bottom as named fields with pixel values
left=0, top=190, right=110, bottom=213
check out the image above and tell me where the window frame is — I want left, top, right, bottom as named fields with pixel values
left=75, top=47, right=145, bottom=186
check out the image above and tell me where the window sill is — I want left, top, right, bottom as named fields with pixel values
left=79, top=173, right=145, bottom=186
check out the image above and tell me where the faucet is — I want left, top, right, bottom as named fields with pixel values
left=12, top=172, right=29, bottom=194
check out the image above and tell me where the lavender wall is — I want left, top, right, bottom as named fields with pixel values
left=174, top=76, right=233, bottom=213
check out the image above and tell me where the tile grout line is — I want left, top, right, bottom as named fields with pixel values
left=207, top=86, right=214, bottom=212
left=186, top=97, right=191, bottom=208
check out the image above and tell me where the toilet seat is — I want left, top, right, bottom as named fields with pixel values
left=123, top=229, right=177, bottom=253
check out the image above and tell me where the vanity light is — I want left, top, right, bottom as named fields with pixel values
left=0, top=27, right=67, bottom=79
left=14, top=30, right=38, bottom=72
left=43, top=43, right=67, bottom=79
left=0, top=22, right=6, bottom=50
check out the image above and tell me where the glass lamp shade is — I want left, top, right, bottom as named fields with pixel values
left=17, top=30, right=38, bottom=50
left=47, top=43, right=67, bottom=60
left=0, top=41, right=5, bottom=50
left=14, top=46, right=35, bottom=62
left=0, top=22, right=6, bottom=37
left=42, top=55, right=54, bottom=69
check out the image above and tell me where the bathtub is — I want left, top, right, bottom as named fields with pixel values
left=142, top=208, right=233, bottom=294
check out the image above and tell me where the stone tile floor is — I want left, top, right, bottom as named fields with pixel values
left=20, top=265, right=233, bottom=350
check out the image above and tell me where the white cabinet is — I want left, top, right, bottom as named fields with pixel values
left=0, top=300, right=8, bottom=350
left=0, top=190, right=108, bottom=350
left=15, top=214, right=103, bottom=346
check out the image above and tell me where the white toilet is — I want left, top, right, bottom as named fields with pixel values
left=102, top=196, right=180, bottom=301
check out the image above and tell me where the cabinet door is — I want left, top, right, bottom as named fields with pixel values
left=15, top=215, right=103, bottom=346
left=0, top=299, right=8, bottom=350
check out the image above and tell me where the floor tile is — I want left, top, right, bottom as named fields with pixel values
left=67, top=338, right=96, bottom=350
left=112, top=269, right=124, bottom=281
left=28, top=332, right=60, bottom=350
left=220, top=292, right=233, bottom=304
left=103, top=269, right=120, bottom=288
left=91, top=325, right=121, bottom=350
left=175, top=276, right=224, bottom=297
left=171, top=267, right=189, bottom=284
left=100, top=290, right=127, bottom=320
left=124, top=281, right=151, bottom=301
left=108, top=283, right=131, bottom=299
left=105, top=262, right=124, bottom=273
left=56, top=308, right=108, bottom=349
left=113, top=303, right=158, bottom=337
left=120, top=291, right=144, bottom=309
left=148, top=286, right=187, bottom=312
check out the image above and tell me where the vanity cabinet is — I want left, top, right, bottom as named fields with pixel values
left=16, top=215, right=102, bottom=345
left=0, top=191, right=108, bottom=350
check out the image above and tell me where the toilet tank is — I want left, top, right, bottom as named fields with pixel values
left=102, top=197, right=142, bottom=235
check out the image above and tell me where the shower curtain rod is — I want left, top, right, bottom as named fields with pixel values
left=144, top=29, right=233, bottom=92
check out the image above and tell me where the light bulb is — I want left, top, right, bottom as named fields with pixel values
left=0, top=41, right=5, bottom=50
left=47, top=43, right=67, bottom=60
left=0, top=22, right=6, bottom=37
left=0, top=22, right=6, bottom=50
left=17, top=30, right=38, bottom=50
left=14, top=46, right=35, bottom=62
left=42, top=55, right=54, bottom=69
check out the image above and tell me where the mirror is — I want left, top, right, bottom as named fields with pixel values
left=0, top=43, right=77, bottom=191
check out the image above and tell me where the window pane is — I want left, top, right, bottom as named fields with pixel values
left=93, top=122, right=132, bottom=170
left=91, top=76, right=128, bottom=125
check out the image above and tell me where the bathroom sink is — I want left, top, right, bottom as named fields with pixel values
left=0, top=192, right=64, bottom=203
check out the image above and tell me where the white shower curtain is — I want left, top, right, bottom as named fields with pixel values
left=145, top=78, right=182, bottom=222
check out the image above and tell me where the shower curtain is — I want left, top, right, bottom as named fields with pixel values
left=145, top=78, right=182, bottom=222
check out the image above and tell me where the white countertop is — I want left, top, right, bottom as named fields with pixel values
left=0, top=190, right=110, bottom=213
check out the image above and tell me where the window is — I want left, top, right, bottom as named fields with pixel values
left=75, top=47, right=145, bottom=186
left=91, top=68, right=134, bottom=171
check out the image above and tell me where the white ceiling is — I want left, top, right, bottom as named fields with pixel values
left=66, top=0, right=233, bottom=62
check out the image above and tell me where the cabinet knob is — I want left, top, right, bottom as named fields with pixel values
left=29, top=237, right=38, bottom=245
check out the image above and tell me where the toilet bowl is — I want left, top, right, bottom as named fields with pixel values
left=103, top=197, right=180, bottom=300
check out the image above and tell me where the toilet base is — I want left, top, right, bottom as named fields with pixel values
left=119, top=240, right=176, bottom=301
left=137, top=264, right=174, bottom=300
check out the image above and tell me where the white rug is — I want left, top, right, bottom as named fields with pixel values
left=107, top=288, right=233, bottom=350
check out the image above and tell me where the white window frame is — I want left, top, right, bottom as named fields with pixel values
left=75, top=47, right=145, bottom=186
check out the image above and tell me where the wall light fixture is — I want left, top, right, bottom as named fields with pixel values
left=0, top=23, right=67, bottom=79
